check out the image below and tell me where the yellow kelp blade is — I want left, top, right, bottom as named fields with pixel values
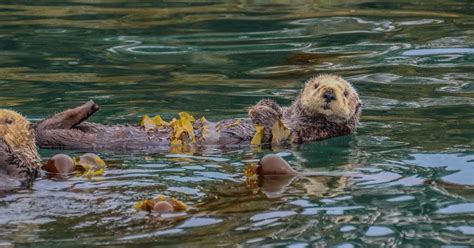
left=154, top=195, right=167, bottom=201
left=83, top=169, right=95, bottom=179
left=170, top=112, right=197, bottom=145
left=174, top=125, right=185, bottom=139
left=141, top=114, right=156, bottom=131
left=244, top=164, right=259, bottom=191
left=169, top=198, right=188, bottom=211
left=179, top=112, right=195, bottom=122
left=171, top=138, right=183, bottom=145
left=182, top=120, right=193, bottom=136
left=74, top=153, right=106, bottom=168
left=74, top=153, right=107, bottom=178
left=244, top=163, right=258, bottom=178
left=251, top=124, right=265, bottom=145
left=271, top=120, right=291, bottom=145
left=134, top=195, right=188, bottom=213
left=152, top=115, right=169, bottom=126
left=179, top=112, right=196, bottom=143
left=182, top=121, right=195, bottom=143
left=170, top=118, right=182, bottom=138
left=169, top=117, right=178, bottom=125
left=94, top=168, right=105, bottom=176
left=134, top=199, right=155, bottom=212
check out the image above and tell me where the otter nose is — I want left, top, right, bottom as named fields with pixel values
left=323, top=90, right=336, bottom=102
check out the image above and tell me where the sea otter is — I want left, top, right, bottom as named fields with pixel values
left=0, top=74, right=360, bottom=189
left=33, top=74, right=361, bottom=150
left=248, top=74, right=361, bottom=143
left=0, top=110, right=41, bottom=191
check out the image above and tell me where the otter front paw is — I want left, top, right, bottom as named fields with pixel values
left=248, top=99, right=283, bottom=127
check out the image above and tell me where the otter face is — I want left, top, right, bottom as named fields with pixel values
left=0, top=110, right=33, bottom=148
left=0, top=110, right=41, bottom=190
left=300, top=74, right=361, bottom=122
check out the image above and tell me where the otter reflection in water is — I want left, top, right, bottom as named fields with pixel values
left=190, top=153, right=355, bottom=222
left=246, top=154, right=352, bottom=198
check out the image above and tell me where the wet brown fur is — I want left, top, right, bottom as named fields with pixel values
left=248, top=74, right=361, bottom=143
left=0, top=75, right=360, bottom=190
left=0, top=110, right=41, bottom=191
left=33, top=74, right=361, bottom=151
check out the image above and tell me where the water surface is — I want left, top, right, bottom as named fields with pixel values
left=0, top=1, right=473, bottom=247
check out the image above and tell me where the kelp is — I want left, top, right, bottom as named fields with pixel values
left=140, top=114, right=156, bottom=131
left=251, top=120, right=292, bottom=146
left=250, top=124, right=265, bottom=145
left=42, top=153, right=107, bottom=179
left=152, top=115, right=169, bottom=126
left=140, top=114, right=170, bottom=131
left=140, top=112, right=197, bottom=145
left=74, top=153, right=107, bottom=178
left=168, top=198, right=188, bottom=211
left=140, top=112, right=292, bottom=147
left=271, top=120, right=291, bottom=145
left=244, top=163, right=259, bottom=193
left=244, top=163, right=258, bottom=178
left=170, top=112, right=196, bottom=145
left=134, top=195, right=188, bottom=213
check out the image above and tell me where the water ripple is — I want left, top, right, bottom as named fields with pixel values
left=0, top=0, right=473, bottom=246
left=405, top=153, right=474, bottom=186
left=402, top=48, right=474, bottom=56
left=109, top=41, right=312, bottom=55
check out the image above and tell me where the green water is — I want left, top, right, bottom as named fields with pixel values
left=1, top=1, right=473, bottom=247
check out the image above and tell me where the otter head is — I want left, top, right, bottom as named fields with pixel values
left=0, top=110, right=41, bottom=191
left=300, top=74, right=361, bottom=123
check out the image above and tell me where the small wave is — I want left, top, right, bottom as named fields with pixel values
left=402, top=48, right=474, bottom=56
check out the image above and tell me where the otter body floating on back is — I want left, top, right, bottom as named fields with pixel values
left=34, top=74, right=361, bottom=151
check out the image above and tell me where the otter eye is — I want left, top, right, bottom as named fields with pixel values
left=313, top=84, right=319, bottom=89
left=5, top=119, right=13, bottom=125
left=344, top=90, right=349, bottom=97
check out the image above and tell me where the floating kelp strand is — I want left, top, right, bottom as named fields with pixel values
left=43, top=153, right=107, bottom=179
left=140, top=114, right=156, bottom=131
left=250, top=124, right=265, bottom=145
left=134, top=195, right=188, bottom=213
left=244, top=163, right=260, bottom=193
left=74, top=153, right=107, bottom=179
left=270, top=120, right=291, bottom=145
left=140, top=112, right=198, bottom=145
left=152, top=115, right=169, bottom=126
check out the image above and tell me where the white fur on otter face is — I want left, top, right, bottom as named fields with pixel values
left=300, top=74, right=360, bottom=122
